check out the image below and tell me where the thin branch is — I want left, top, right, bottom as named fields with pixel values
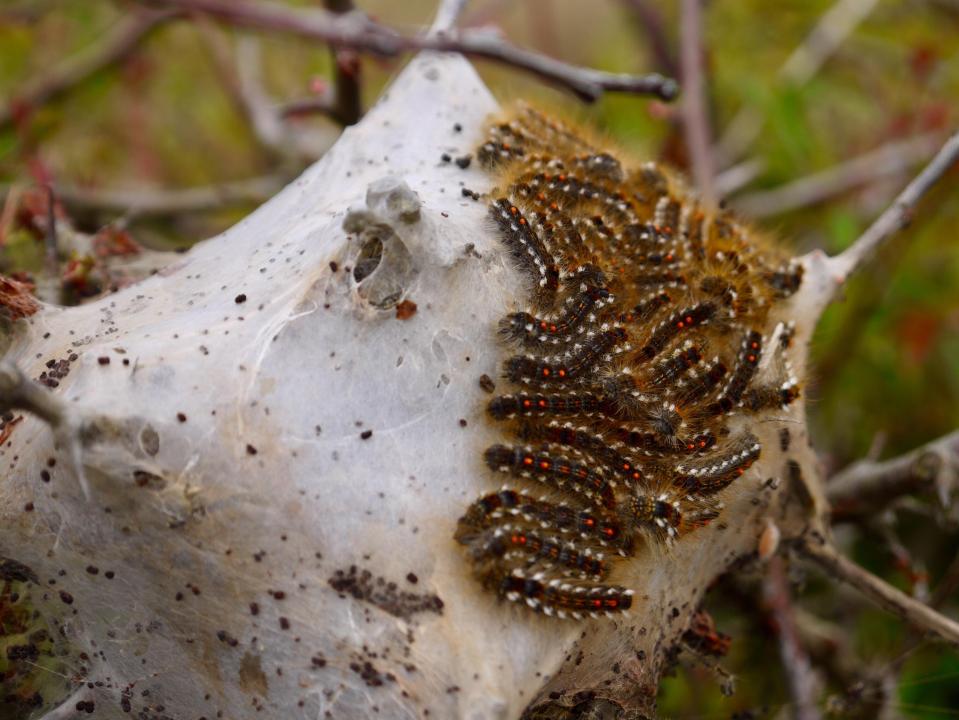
left=4, top=175, right=288, bottom=217
left=431, top=0, right=470, bottom=33
left=679, top=0, right=715, bottom=205
left=828, top=430, right=959, bottom=523
left=43, top=185, right=60, bottom=282
left=0, top=361, right=69, bottom=431
left=322, top=0, right=362, bottom=126
left=715, top=0, right=879, bottom=167
left=714, top=157, right=766, bottom=198
left=0, top=8, right=179, bottom=131
left=143, top=0, right=678, bottom=103
left=619, top=0, right=678, bottom=78
left=797, top=537, right=959, bottom=649
left=0, top=360, right=90, bottom=499
left=763, top=557, right=822, bottom=720
left=826, top=130, right=959, bottom=294
left=733, top=133, right=943, bottom=218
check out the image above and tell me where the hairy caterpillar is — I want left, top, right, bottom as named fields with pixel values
left=457, top=104, right=802, bottom=619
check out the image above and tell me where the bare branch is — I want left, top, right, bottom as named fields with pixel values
left=322, top=0, right=362, bottom=126
left=0, top=361, right=65, bottom=428
left=43, top=185, right=60, bottom=284
left=0, top=9, right=179, bottom=131
left=826, top=130, right=959, bottom=294
left=828, top=430, right=959, bottom=523
left=714, top=157, right=766, bottom=198
left=798, top=537, right=959, bottom=649
left=763, top=557, right=822, bottom=720
left=679, top=0, right=715, bottom=205
left=619, top=0, right=678, bottom=77
left=733, top=134, right=943, bottom=218
left=11, top=175, right=288, bottom=217
left=431, top=0, right=470, bottom=33
left=143, top=0, right=678, bottom=102
left=715, top=0, right=879, bottom=167
left=0, top=360, right=90, bottom=499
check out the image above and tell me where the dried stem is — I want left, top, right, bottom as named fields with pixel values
left=679, top=0, right=715, bottom=205
left=0, top=361, right=68, bottom=428
left=0, top=360, right=90, bottom=499
left=0, top=9, right=179, bottom=131
left=0, top=175, right=287, bottom=217
left=43, top=185, right=60, bottom=283
left=763, top=557, right=822, bottom=720
left=619, top=0, right=678, bottom=77
left=715, top=0, right=879, bottom=166
left=828, top=430, right=959, bottom=523
left=798, top=537, right=959, bottom=649
left=142, top=0, right=678, bottom=102
left=826, top=130, right=959, bottom=297
left=732, top=133, right=943, bottom=218
left=322, top=0, right=362, bottom=126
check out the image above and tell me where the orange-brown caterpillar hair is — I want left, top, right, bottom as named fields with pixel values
left=455, top=104, right=802, bottom=620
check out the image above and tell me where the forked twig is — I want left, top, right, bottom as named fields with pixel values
left=798, top=538, right=959, bottom=648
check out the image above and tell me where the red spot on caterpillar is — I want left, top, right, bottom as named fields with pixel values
left=458, top=104, right=802, bottom=621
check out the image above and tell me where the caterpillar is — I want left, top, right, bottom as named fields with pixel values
left=456, top=104, right=802, bottom=619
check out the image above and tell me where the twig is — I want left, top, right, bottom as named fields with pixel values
left=826, top=130, right=959, bottom=294
left=679, top=0, right=715, bottom=205
left=733, top=133, right=943, bottom=218
left=0, top=361, right=90, bottom=499
left=43, top=185, right=61, bottom=282
left=797, top=537, right=959, bottom=649
left=142, top=0, right=678, bottom=103
left=619, top=0, right=677, bottom=77
left=715, top=0, right=879, bottom=167
left=431, top=0, right=470, bottom=33
left=763, top=557, right=821, bottom=720
left=714, top=157, right=766, bottom=198
left=322, top=0, right=362, bottom=126
left=0, top=8, right=179, bottom=131
left=828, top=430, right=959, bottom=523
left=1, top=175, right=288, bottom=217
left=0, top=361, right=69, bottom=431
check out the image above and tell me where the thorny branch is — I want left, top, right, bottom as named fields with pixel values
left=0, top=8, right=180, bottom=131
left=142, top=0, right=678, bottom=102
left=828, top=430, right=959, bottom=523
left=679, top=0, right=716, bottom=206
left=797, top=537, right=959, bottom=649
left=826, top=130, right=959, bottom=296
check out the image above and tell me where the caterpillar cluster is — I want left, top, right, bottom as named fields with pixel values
left=454, top=105, right=802, bottom=620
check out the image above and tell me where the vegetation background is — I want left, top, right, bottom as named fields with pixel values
left=1, top=0, right=958, bottom=717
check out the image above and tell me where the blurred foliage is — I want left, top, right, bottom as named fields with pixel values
left=1, top=0, right=958, bottom=717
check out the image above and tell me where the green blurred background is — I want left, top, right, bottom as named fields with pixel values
left=1, top=0, right=958, bottom=717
